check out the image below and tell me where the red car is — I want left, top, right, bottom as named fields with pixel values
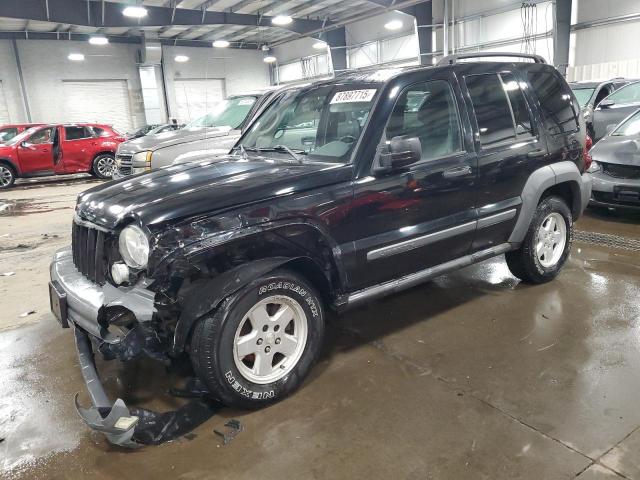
left=0, top=123, right=125, bottom=189
left=0, top=123, right=45, bottom=143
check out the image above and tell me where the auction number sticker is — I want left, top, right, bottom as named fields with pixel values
left=330, top=89, right=377, bottom=104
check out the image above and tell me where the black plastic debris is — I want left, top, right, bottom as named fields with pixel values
left=130, top=398, right=222, bottom=445
left=214, top=419, right=244, bottom=446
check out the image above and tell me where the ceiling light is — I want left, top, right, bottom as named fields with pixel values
left=68, top=53, right=85, bottom=61
left=384, top=19, right=403, bottom=30
left=123, top=6, right=148, bottom=18
left=175, top=55, right=189, bottom=62
left=89, top=36, right=109, bottom=45
left=212, top=40, right=230, bottom=48
left=263, top=56, right=277, bottom=63
left=313, top=40, right=327, bottom=50
left=272, top=15, right=292, bottom=26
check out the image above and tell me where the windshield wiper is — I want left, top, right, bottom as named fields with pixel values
left=255, top=145, right=305, bottom=163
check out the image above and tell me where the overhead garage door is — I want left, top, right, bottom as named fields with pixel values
left=0, top=81, right=11, bottom=124
left=174, top=78, right=225, bottom=123
left=62, top=80, right=134, bottom=133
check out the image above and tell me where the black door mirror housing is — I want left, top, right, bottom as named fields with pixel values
left=376, top=136, right=422, bottom=173
left=598, top=99, right=615, bottom=109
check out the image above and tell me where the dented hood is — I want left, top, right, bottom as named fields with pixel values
left=76, top=156, right=352, bottom=230
left=591, top=135, right=640, bottom=166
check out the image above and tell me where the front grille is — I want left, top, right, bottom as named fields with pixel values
left=116, top=153, right=133, bottom=176
left=602, top=163, right=640, bottom=179
left=72, top=221, right=108, bottom=284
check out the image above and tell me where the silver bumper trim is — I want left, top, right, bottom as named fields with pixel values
left=50, top=246, right=156, bottom=343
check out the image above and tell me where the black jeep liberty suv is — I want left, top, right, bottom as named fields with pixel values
left=50, top=53, right=592, bottom=446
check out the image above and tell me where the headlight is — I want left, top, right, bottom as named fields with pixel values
left=132, top=150, right=153, bottom=169
left=118, top=225, right=149, bottom=268
left=587, top=161, right=600, bottom=173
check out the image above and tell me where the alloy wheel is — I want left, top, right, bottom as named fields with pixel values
left=535, top=212, right=567, bottom=268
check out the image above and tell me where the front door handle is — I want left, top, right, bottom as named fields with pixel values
left=527, top=148, right=547, bottom=158
left=443, top=165, right=472, bottom=178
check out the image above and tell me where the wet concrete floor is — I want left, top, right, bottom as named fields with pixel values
left=1, top=176, right=639, bottom=479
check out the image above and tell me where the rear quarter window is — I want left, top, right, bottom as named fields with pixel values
left=527, top=70, right=579, bottom=135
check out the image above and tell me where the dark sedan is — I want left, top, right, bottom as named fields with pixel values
left=589, top=108, right=640, bottom=210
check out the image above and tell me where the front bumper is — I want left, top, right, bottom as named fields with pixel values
left=50, top=246, right=156, bottom=447
left=589, top=171, right=640, bottom=210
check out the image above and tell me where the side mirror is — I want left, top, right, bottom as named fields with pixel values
left=598, top=99, right=615, bottom=109
left=377, top=136, right=422, bottom=172
left=20, top=141, right=35, bottom=149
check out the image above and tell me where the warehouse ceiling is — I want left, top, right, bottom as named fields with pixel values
left=0, top=0, right=414, bottom=48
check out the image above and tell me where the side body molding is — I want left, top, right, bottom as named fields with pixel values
left=508, top=160, right=591, bottom=244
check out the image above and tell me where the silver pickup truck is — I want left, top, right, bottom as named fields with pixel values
left=114, top=90, right=276, bottom=177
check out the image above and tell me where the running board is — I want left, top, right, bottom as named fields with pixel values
left=345, top=243, right=513, bottom=308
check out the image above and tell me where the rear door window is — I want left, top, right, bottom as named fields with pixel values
left=65, top=126, right=92, bottom=140
left=527, top=70, right=579, bottom=135
left=465, top=72, right=534, bottom=147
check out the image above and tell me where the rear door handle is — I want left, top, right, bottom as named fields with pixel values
left=443, top=165, right=472, bottom=178
left=527, top=148, right=547, bottom=158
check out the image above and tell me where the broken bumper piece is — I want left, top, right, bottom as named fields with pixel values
left=73, top=326, right=141, bottom=448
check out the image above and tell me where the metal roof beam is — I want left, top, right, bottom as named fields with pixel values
left=0, top=0, right=330, bottom=35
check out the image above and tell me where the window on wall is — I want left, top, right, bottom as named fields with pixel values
left=465, top=72, right=534, bottom=147
left=384, top=80, right=463, bottom=162
left=527, top=70, right=579, bottom=135
left=277, top=54, right=331, bottom=83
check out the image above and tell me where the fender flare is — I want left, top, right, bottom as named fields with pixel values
left=508, top=160, right=591, bottom=244
left=172, top=256, right=297, bottom=354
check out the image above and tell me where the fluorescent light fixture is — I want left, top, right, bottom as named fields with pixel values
left=384, top=19, right=403, bottom=30
left=123, top=6, right=148, bottom=18
left=89, top=36, right=109, bottom=45
left=313, top=40, right=327, bottom=50
left=263, top=56, right=277, bottom=63
left=212, top=40, right=230, bottom=48
left=272, top=15, right=292, bottom=26
left=175, top=55, right=189, bottom=62
left=68, top=53, right=85, bottom=61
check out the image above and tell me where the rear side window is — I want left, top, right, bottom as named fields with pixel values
left=65, top=126, right=92, bottom=140
left=528, top=71, right=579, bottom=135
left=465, top=73, right=533, bottom=147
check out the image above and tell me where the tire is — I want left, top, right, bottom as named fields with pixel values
left=506, top=195, right=573, bottom=284
left=190, top=268, right=325, bottom=409
left=0, top=163, right=16, bottom=189
left=92, top=154, right=116, bottom=179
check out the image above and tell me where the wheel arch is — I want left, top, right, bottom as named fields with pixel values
left=166, top=221, right=346, bottom=354
left=509, top=161, right=589, bottom=244
left=0, top=158, right=19, bottom=176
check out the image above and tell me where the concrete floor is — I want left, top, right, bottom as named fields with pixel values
left=1, top=175, right=639, bottom=479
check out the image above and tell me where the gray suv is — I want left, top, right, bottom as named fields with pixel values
left=114, top=90, right=275, bottom=176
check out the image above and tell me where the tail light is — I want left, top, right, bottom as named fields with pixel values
left=583, top=134, right=593, bottom=171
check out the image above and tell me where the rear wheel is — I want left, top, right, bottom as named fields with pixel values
left=506, top=196, right=573, bottom=284
left=0, top=164, right=16, bottom=189
left=92, top=154, right=116, bottom=179
left=190, top=269, right=325, bottom=409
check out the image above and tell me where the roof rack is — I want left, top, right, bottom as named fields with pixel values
left=436, top=52, right=547, bottom=66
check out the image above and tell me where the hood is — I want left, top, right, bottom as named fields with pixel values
left=76, top=156, right=352, bottom=230
left=118, top=127, right=236, bottom=154
left=171, top=133, right=242, bottom=164
left=591, top=135, right=640, bottom=166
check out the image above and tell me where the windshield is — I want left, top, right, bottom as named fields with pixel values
left=606, top=82, right=640, bottom=104
left=612, top=110, right=640, bottom=136
left=184, top=96, right=258, bottom=130
left=570, top=87, right=595, bottom=107
left=5, top=127, right=42, bottom=146
left=239, top=85, right=378, bottom=163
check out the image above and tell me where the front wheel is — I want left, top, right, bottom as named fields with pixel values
left=0, top=164, right=16, bottom=189
left=92, top=154, right=116, bottom=179
left=506, top=195, right=573, bottom=284
left=190, top=269, right=325, bottom=409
